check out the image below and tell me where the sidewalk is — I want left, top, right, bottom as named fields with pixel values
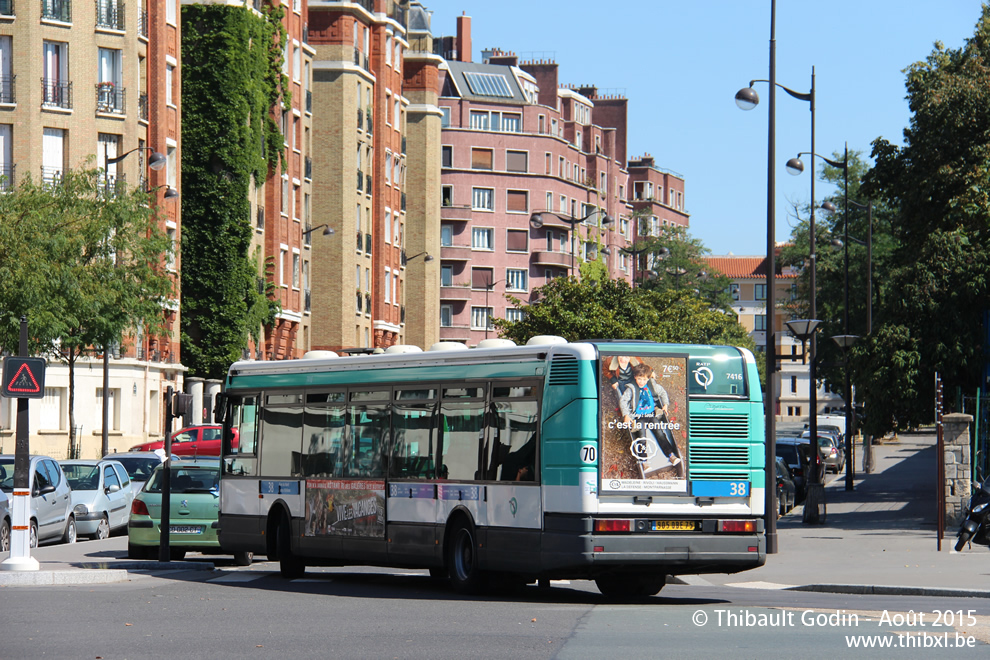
left=2, top=431, right=988, bottom=596
left=700, top=431, right=990, bottom=598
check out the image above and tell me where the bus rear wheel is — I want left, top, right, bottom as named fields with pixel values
left=277, top=514, right=306, bottom=579
left=447, top=522, right=485, bottom=594
left=595, top=573, right=666, bottom=599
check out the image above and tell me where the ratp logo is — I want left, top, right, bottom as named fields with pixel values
left=509, top=497, right=518, bottom=517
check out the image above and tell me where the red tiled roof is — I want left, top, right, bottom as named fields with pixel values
left=703, top=256, right=797, bottom=279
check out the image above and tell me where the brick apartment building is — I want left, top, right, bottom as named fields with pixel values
left=0, top=0, right=183, bottom=456
left=435, top=14, right=644, bottom=345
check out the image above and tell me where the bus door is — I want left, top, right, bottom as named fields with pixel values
left=436, top=385, right=488, bottom=534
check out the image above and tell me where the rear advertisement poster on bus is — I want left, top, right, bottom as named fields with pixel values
left=304, top=479, right=385, bottom=537
left=600, top=354, right=689, bottom=493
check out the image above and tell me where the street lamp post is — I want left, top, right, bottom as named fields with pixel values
left=100, top=144, right=169, bottom=458
left=734, top=0, right=814, bottom=551
left=530, top=209, right=612, bottom=278
left=483, top=278, right=505, bottom=339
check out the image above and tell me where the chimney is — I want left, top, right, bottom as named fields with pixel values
left=456, top=12, right=472, bottom=62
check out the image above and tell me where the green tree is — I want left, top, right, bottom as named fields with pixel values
left=861, top=5, right=990, bottom=435
left=632, top=224, right=734, bottom=311
left=492, top=277, right=761, bottom=383
left=0, top=168, right=174, bottom=451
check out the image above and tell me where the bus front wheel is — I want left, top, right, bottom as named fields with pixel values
left=447, top=522, right=485, bottom=594
left=277, top=514, right=306, bottom=579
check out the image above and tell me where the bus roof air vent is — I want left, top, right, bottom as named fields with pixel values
left=385, top=345, right=424, bottom=354
left=548, top=354, right=580, bottom=386
left=527, top=335, right=567, bottom=346
left=476, top=339, right=516, bottom=349
left=429, top=341, right=470, bottom=352
left=303, top=350, right=339, bottom=359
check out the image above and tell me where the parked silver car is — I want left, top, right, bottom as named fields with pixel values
left=0, top=488, right=10, bottom=552
left=0, top=455, right=76, bottom=547
left=59, top=459, right=134, bottom=540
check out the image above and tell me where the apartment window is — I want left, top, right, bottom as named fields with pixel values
left=0, top=124, right=12, bottom=191
left=791, top=376, right=798, bottom=393
left=506, top=190, right=528, bottom=214
left=167, top=145, right=177, bottom=189
left=505, top=150, right=528, bottom=173
left=619, top=253, right=629, bottom=273
left=440, top=305, right=453, bottom=327
left=384, top=268, right=391, bottom=302
left=620, top=217, right=630, bottom=239
left=469, top=111, right=489, bottom=130
left=385, top=35, right=392, bottom=65
left=292, top=252, right=300, bottom=289
left=471, top=227, right=494, bottom=250
left=279, top=247, right=288, bottom=286
left=440, top=106, right=451, bottom=127
left=0, top=37, right=10, bottom=105
left=385, top=210, right=392, bottom=244
left=440, top=265, right=453, bottom=287
left=472, top=268, right=494, bottom=289
left=575, top=131, right=582, bottom=151
left=506, top=229, right=527, bottom=253
left=755, top=284, right=767, bottom=301
left=166, top=0, right=176, bottom=24
left=441, top=185, right=453, bottom=207
left=42, top=41, right=70, bottom=108
left=755, top=314, right=767, bottom=331
left=505, top=308, right=525, bottom=323
left=293, top=44, right=301, bottom=81
left=442, top=145, right=452, bottom=168
left=471, top=307, right=493, bottom=330
left=42, top=127, right=64, bottom=185
left=501, top=114, right=520, bottom=132
left=558, top=156, right=565, bottom=178
left=506, top=268, right=527, bottom=291
left=281, top=176, right=288, bottom=215
left=471, top=187, right=494, bottom=211
left=441, top=224, right=453, bottom=247
left=385, top=152, right=392, bottom=184
left=471, top=148, right=493, bottom=170
left=394, top=99, right=400, bottom=128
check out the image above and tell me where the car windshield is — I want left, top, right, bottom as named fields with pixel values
left=0, top=458, right=14, bottom=492
left=146, top=466, right=220, bottom=494
left=62, top=464, right=101, bottom=490
left=115, top=457, right=162, bottom=482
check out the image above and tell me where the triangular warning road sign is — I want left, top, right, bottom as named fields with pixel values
left=1, top=357, right=47, bottom=399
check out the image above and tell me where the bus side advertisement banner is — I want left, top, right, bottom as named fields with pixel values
left=600, top=353, right=689, bottom=493
left=305, top=479, right=385, bottom=537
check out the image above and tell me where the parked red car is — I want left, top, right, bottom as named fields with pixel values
left=129, top=425, right=238, bottom=457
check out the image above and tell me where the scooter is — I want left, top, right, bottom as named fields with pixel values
left=955, top=475, right=990, bottom=551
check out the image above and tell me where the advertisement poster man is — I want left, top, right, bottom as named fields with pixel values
left=601, top=354, right=689, bottom=492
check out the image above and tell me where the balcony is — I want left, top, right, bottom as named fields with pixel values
left=439, top=244, right=472, bottom=262
left=40, top=166, right=62, bottom=188
left=0, top=0, right=13, bottom=17
left=0, top=164, right=15, bottom=191
left=441, top=205, right=472, bottom=222
left=531, top=250, right=573, bottom=268
left=41, top=0, right=71, bottom=22
left=42, top=79, right=72, bottom=109
left=353, top=48, right=369, bottom=71
left=439, top=325, right=470, bottom=341
left=98, top=173, right=126, bottom=198
left=95, top=0, right=124, bottom=30
left=138, top=9, right=147, bottom=38
left=95, top=83, right=125, bottom=114
left=356, top=292, right=363, bottom=313
left=0, top=75, right=14, bottom=104
left=440, top=285, right=472, bottom=301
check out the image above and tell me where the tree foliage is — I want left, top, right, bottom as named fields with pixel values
left=492, top=277, right=761, bottom=383
left=180, top=5, right=285, bottom=379
left=0, top=167, right=174, bottom=447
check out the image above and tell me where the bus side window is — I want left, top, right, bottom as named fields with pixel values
left=491, top=400, right=539, bottom=482
left=390, top=403, right=435, bottom=479
left=439, top=400, right=485, bottom=481
left=345, top=405, right=388, bottom=479
left=225, top=396, right=259, bottom=476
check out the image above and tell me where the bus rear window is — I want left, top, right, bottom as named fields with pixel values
left=688, top=355, right=747, bottom=397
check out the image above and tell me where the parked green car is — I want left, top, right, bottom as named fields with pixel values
left=127, top=459, right=252, bottom=565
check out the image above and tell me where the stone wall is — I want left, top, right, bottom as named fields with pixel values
left=943, top=413, right=973, bottom=527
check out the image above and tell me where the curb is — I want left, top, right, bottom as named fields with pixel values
left=788, top=584, right=990, bottom=600
left=0, top=560, right=215, bottom=587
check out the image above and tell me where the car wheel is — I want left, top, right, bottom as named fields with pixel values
left=29, top=520, right=38, bottom=549
left=233, top=550, right=254, bottom=566
left=0, top=518, right=10, bottom=552
left=62, top=516, right=77, bottom=544
left=94, top=515, right=110, bottom=541
left=447, top=521, right=486, bottom=594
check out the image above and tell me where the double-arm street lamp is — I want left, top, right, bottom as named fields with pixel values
left=734, top=0, right=816, bottom=548
left=100, top=144, right=174, bottom=458
left=530, top=209, right=612, bottom=277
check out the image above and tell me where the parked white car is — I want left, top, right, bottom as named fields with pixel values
left=59, top=459, right=135, bottom=540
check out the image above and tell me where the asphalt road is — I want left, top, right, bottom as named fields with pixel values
left=5, top=563, right=990, bottom=659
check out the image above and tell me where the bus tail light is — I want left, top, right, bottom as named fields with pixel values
left=594, top=519, right=632, bottom=533
left=719, top=520, right=756, bottom=533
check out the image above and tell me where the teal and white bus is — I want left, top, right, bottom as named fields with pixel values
left=216, top=337, right=766, bottom=597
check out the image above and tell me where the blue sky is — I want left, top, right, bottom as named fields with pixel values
left=420, top=0, right=987, bottom=255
